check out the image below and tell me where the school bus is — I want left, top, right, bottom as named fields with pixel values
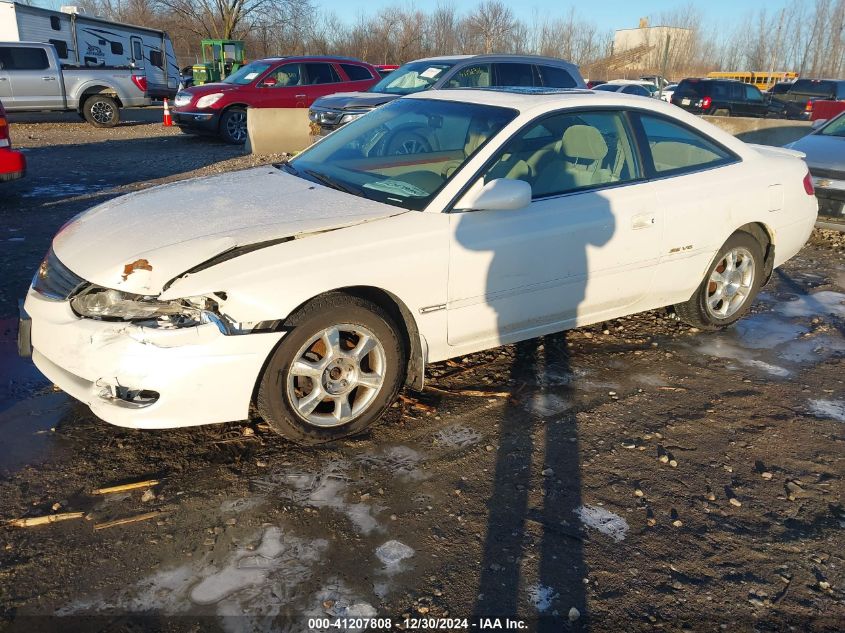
left=706, top=71, right=799, bottom=91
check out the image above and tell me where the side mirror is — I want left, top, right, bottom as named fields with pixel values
left=260, top=77, right=277, bottom=87
left=811, top=118, right=827, bottom=129
left=455, top=178, right=531, bottom=212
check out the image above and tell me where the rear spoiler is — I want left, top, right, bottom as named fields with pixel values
left=747, top=143, right=806, bottom=160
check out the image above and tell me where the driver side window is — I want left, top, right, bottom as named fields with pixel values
left=268, top=63, right=304, bottom=87
left=480, top=110, right=642, bottom=199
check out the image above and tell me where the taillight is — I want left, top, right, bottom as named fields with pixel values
left=0, top=115, right=9, bottom=148
left=131, top=75, right=148, bottom=92
left=805, top=99, right=813, bottom=112
left=803, top=171, right=814, bottom=195
left=701, top=96, right=712, bottom=109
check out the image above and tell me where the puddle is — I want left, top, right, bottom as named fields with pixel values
left=695, top=339, right=792, bottom=377
left=774, top=291, right=845, bottom=318
left=734, top=314, right=809, bottom=349
left=0, top=318, right=73, bottom=474
left=22, top=182, right=109, bottom=199
left=575, top=505, right=629, bottom=542
left=808, top=399, right=845, bottom=422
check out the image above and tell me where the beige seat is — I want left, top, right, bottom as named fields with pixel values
left=533, top=125, right=612, bottom=196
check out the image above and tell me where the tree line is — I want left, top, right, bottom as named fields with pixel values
left=72, top=0, right=845, bottom=80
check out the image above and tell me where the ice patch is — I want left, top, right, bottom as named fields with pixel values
left=575, top=505, right=629, bottom=542
left=356, top=446, right=424, bottom=480
left=309, top=579, right=377, bottom=632
left=375, top=540, right=415, bottom=569
left=220, top=497, right=266, bottom=514
left=527, top=392, right=571, bottom=416
left=696, top=339, right=791, bottom=377
left=808, top=399, right=845, bottom=422
left=251, top=460, right=382, bottom=534
left=775, top=291, right=845, bottom=318
left=734, top=315, right=809, bottom=349
left=434, top=424, right=482, bottom=449
left=528, top=584, right=559, bottom=613
left=778, top=335, right=845, bottom=363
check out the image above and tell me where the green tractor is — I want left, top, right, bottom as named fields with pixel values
left=191, top=39, right=246, bottom=86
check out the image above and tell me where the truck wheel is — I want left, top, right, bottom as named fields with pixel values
left=82, top=95, right=120, bottom=128
left=256, top=294, right=407, bottom=444
left=219, top=107, right=247, bottom=144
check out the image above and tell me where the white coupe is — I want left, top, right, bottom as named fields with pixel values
left=21, top=88, right=818, bottom=443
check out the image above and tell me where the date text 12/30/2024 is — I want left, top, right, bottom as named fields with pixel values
left=307, top=618, right=529, bottom=630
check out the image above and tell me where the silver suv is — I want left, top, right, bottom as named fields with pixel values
left=309, top=54, right=585, bottom=136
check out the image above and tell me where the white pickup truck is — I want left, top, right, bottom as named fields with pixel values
left=0, top=41, right=153, bottom=127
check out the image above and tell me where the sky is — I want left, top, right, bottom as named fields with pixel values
left=315, top=0, right=795, bottom=29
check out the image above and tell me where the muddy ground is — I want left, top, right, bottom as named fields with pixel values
left=0, top=113, right=844, bottom=633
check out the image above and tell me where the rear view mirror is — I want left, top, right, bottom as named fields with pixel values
left=811, top=118, right=827, bottom=129
left=455, top=178, right=531, bottom=212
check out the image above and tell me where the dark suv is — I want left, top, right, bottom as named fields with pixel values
left=671, top=79, right=770, bottom=117
left=309, top=54, right=585, bottom=137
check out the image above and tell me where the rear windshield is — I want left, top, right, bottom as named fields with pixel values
left=674, top=80, right=708, bottom=97
left=769, top=83, right=792, bottom=94
left=790, top=79, right=837, bottom=97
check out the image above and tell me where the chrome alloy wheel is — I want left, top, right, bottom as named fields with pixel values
left=285, top=324, right=387, bottom=428
left=90, top=100, right=115, bottom=125
left=705, top=247, right=756, bottom=319
left=225, top=110, right=247, bottom=142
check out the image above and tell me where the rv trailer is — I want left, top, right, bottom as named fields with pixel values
left=0, top=0, right=178, bottom=98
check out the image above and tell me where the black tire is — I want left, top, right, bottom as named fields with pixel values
left=82, top=95, right=120, bottom=128
left=674, top=232, right=764, bottom=331
left=219, top=107, right=247, bottom=144
left=256, top=294, right=407, bottom=444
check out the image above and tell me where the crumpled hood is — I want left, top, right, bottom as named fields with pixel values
left=786, top=134, right=845, bottom=174
left=53, top=167, right=404, bottom=295
left=312, top=92, right=400, bottom=111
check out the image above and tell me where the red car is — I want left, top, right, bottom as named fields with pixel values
left=172, top=56, right=380, bottom=144
left=0, top=100, right=26, bottom=182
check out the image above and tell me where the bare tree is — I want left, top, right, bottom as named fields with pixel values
left=464, top=1, right=515, bottom=54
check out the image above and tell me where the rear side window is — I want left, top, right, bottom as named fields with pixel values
left=447, top=64, right=492, bottom=88
left=538, top=65, right=577, bottom=88
left=304, top=63, right=340, bottom=84
left=674, top=80, right=705, bottom=98
left=837, top=82, right=845, bottom=99
left=494, top=63, right=535, bottom=87
left=149, top=49, right=163, bottom=69
left=49, top=39, right=69, bottom=59
left=0, top=46, right=50, bottom=70
left=637, top=114, right=735, bottom=176
left=340, top=63, right=373, bottom=81
left=744, top=85, right=764, bottom=101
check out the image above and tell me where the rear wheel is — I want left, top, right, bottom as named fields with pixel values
left=257, top=294, right=406, bottom=444
left=82, top=95, right=120, bottom=127
left=674, top=232, right=763, bottom=330
left=219, top=107, right=247, bottom=144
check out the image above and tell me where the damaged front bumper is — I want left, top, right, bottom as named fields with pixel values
left=22, top=289, right=284, bottom=429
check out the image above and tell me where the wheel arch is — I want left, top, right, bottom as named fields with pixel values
left=736, top=221, right=775, bottom=283
left=78, top=85, right=124, bottom=109
left=271, top=285, right=426, bottom=392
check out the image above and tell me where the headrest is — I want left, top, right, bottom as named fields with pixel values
left=561, top=125, right=608, bottom=161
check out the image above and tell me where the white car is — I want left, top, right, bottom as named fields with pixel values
left=20, top=88, right=817, bottom=443
left=660, top=84, right=678, bottom=102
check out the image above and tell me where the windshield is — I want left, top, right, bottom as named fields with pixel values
left=368, top=61, right=454, bottom=95
left=818, top=112, right=845, bottom=137
left=287, top=98, right=517, bottom=210
left=222, top=61, right=271, bottom=85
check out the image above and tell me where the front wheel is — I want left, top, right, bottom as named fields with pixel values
left=219, top=107, right=247, bottom=144
left=256, top=294, right=406, bottom=444
left=82, top=95, right=120, bottom=127
left=674, top=232, right=764, bottom=330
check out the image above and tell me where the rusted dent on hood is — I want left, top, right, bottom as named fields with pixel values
left=122, top=258, right=153, bottom=281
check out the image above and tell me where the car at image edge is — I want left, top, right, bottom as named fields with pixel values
left=20, top=88, right=817, bottom=444
left=787, top=111, right=845, bottom=218
left=0, top=99, right=25, bottom=182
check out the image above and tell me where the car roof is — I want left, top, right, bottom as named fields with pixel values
left=255, top=56, right=370, bottom=64
left=413, top=54, right=580, bottom=68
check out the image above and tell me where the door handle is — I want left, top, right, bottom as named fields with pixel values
left=632, top=212, right=656, bottom=230
left=295, top=94, right=306, bottom=99
left=42, top=76, right=57, bottom=81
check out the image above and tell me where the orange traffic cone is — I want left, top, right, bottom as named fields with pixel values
left=162, top=98, right=172, bottom=127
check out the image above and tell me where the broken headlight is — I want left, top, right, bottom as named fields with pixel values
left=70, top=287, right=213, bottom=326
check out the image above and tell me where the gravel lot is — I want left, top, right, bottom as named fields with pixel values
left=0, top=113, right=844, bottom=633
